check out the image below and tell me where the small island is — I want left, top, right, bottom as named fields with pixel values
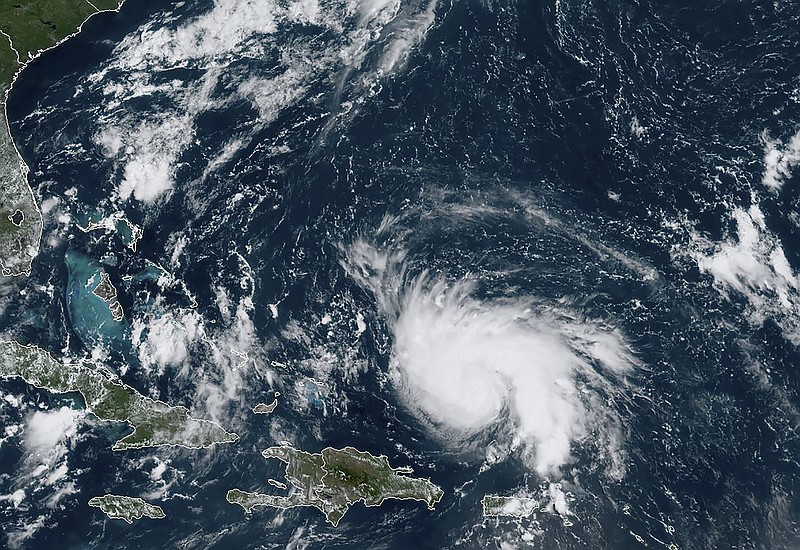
left=0, top=340, right=239, bottom=450
left=227, top=445, right=444, bottom=526
left=481, top=495, right=539, bottom=518
left=77, top=211, right=143, bottom=251
left=252, top=393, right=280, bottom=414
left=268, top=479, right=287, bottom=489
left=88, top=495, right=165, bottom=523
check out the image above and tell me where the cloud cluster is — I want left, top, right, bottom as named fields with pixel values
left=132, top=309, right=205, bottom=374
left=689, top=202, right=800, bottom=342
left=762, top=129, right=800, bottom=191
left=344, top=241, right=636, bottom=477
left=85, top=0, right=440, bottom=204
left=24, top=407, right=81, bottom=456
left=2, top=407, right=84, bottom=548
left=130, top=257, right=258, bottom=420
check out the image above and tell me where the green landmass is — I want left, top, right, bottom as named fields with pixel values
left=481, top=495, right=539, bottom=518
left=88, top=494, right=165, bottom=523
left=227, top=445, right=444, bottom=526
left=0, top=340, right=239, bottom=450
left=0, top=0, right=122, bottom=275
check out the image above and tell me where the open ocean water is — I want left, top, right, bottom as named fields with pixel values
left=2, top=0, right=800, bottom=548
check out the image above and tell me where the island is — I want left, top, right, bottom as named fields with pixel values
left=0, top=340, right=239, bottom=450
left=88, top=495, right=165, bottom=523
left=252, top=392, right=280, bottom=414
left=227, top=445, right=444, bottom=526
left=65, top=249, right=128, bottom=346
left=0, top=0, right=122, bottom=275
left=481, top=495, right=539, bottom=518
left=92, top=270, right=124, bottom=322
left=77, top=211, right=144, bottom=251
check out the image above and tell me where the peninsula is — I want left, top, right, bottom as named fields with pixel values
left=227, top=445, right=444, bottom=526
left=0, top=0, right=122, bottom=275
left=0, top=340, right=238, bottom=450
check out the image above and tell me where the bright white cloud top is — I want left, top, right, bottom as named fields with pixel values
left=344, top=241, right=637, bottom=477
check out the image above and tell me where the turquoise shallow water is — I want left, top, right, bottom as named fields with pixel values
left=64, top=248, right=129, bottom=349
left=1, top=0, right=800, bottom=548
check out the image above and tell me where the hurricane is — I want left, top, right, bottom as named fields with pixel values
left=2, top=0, right=800, bottom=548
left=344, top=238, right=636, bottom=479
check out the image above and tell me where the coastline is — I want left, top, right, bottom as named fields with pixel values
left=0, top=0, right=126, bottom=276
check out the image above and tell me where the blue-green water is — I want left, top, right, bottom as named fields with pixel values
left=1, top=0, right=800, bottom=548
left=64, top=249, right=128, bottom=348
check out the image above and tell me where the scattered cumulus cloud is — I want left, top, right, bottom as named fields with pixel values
left=2, top=407, right=84, bottom=548
left=762, top=129, right=800, bottom=191
left=131, top=259, right=258, bottom=420
left=83, top=0, right=439, bottom=204
left=689, top=202, right=800, bottom=342
left=110, top=0, right=280, bottom=70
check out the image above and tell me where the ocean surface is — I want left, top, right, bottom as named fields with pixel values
left=2, top=0, right=800, bottom=548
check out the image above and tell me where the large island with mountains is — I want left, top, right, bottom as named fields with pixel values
left=228, top=445, right=444, bottom=526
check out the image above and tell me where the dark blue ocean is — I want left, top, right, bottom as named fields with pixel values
left=2, top=0, right=800, bottom=548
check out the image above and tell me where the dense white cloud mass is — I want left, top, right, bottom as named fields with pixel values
left=25, top=407, right=81, bottom=454
left=344, top=241, right=636, bottom=477
left=132, top=309, right=204, bottom=373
